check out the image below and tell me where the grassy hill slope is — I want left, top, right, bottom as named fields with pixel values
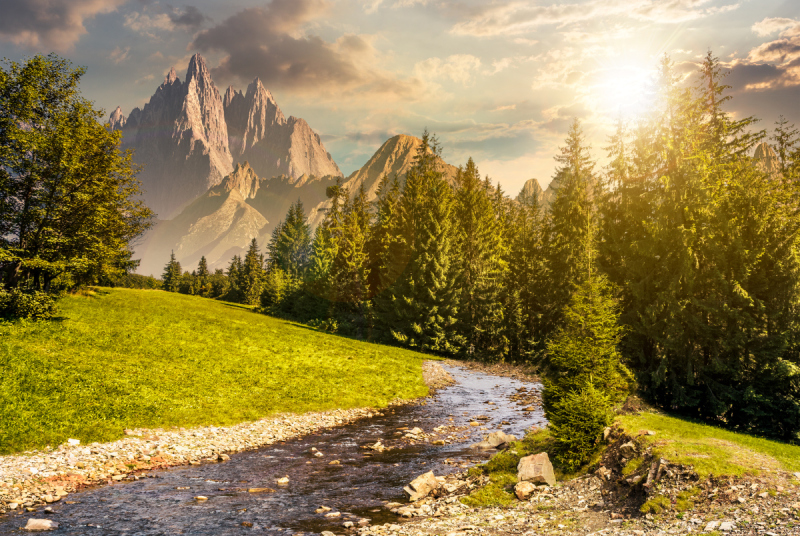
left=0, top=288, right=430, bottom=454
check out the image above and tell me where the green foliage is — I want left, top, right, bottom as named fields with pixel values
left=0, top=54, right=153, bottom=291
left=599, top=53, right=800, bottom=441
left=542, top=274, right=633, bottom=412
left=0, top=288, right=430, bottom=454
left=640, top=495, right=671, bottom=514
left=268, top=200, right=312, bottom=279
left=161, top=252, right=182, bottom=292
left=0, top=288, right=58, bottom=320
left=548, top=383, right=613, bottom=472
left=241, top=238, right=265, bottom=306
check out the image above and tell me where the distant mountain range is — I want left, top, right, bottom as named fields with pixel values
left=110, top=53, right=342, bottom=220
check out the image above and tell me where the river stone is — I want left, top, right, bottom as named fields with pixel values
left=619, top=441, right=638, bottom=458
left=24, top=519, right=59, bottom=531
left=517, top=453, right=556, bottom=487
left=514, top=481, right=536, bottom=500
left=471, top=431, right=517, bottom=449
left=404, top=471, right=438, bottom=501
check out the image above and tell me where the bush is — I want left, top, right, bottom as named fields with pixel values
left=0, top=289, right=59, bottom=320
left=549, top=383, right=612, bottom=472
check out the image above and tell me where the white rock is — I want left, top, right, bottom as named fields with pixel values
left=24, top=519, right=59, bottom=531
left=67, top=439, right=80, bottom=446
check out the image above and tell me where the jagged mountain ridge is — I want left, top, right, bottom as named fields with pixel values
left=307, top=134, right=460, bottom=228
left=111, top=53, right=342, bottom=219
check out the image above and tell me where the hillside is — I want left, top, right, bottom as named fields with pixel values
left=0, top=289, right=430, bottom=454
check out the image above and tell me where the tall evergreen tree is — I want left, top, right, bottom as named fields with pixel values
left=268, top=200, right=312, bottom=280
left=241, top=238, right=265, bottom=306
left=543, top=119, right=597, bottom=336
left=379, top=131, right=461, bottom=352
left=162, top=252, right=182, bottom=292
left=453, top=158, right=505, bottom=358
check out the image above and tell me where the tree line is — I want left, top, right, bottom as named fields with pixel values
left=164, top=53, right=800, bottom=443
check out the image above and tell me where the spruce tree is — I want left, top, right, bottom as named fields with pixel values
left=241, top=238, right=265, bottom=306
left=195, top=256, right=210, bottom=296
left=453, top=158, right=506, bottom=359
left=543, top=119, right=597, bottom=335
left=380, top=131, right=461, bottom=352
left=162, top=251, right=182, bottom=292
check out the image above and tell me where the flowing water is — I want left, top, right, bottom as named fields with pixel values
left=0, top=364, right=546, bottom=535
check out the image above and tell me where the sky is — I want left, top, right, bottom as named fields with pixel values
left=0, top=0, right=798, bottom=196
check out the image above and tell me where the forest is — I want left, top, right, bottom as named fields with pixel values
left=161, top=53, right=800, bottom=445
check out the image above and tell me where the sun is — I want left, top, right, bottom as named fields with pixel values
left=593, top=61, right=658, bottom=119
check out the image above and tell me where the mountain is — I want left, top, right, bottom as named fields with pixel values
left=111, top=54, right=342, bottom=219
left=307, top=134, right=459, bottom=228
left=754, top=141, right=780, bottom=177
left=516, top=178, right=555, bottom=209
left=135, top=134, right=458, bottom=275
left=135, top=162, right=338, bottom=276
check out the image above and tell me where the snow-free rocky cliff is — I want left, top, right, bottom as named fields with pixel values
left=111, top=53, right=342, bottom=220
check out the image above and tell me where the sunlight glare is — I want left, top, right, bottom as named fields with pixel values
left=593, top=62, right=657, bottom=119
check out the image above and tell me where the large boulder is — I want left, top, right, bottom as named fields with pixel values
left=403, top=471, right=438, bottom=502
left=517, top=452, right=556, bottom=487
left=24, top=519, right=59, bottom=531
left=470, top=431, right=517, bottom=449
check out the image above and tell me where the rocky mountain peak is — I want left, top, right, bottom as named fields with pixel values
left=754, top=141, right=780, bottom=176
left=223, top=85, right=243, bottom=108
left=185, top=53, right=211, bottom=84
left=517, top=178, right=543, bottom=206
left=164, top=67, right=180, bottom=87
left=109, top=106, right=125, bottom=131
left=220, top=161, right=261, bottom=200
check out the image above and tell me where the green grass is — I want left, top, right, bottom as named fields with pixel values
left=0, top=288, right=431, bottom=454
left=617, top=412, right=800, bottom=477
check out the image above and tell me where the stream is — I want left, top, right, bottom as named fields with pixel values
left=0, top=364, right=546, bottom=535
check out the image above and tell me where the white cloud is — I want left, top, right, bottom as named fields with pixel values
left=124, top=12, right=175, bottom=37
left=414, top=54, right=483, bottom=85
left=451, top=0, right=739, bottom=37
left=752, top=17, right=799, bottom=37
left=109, top=46, right=130, bottom=64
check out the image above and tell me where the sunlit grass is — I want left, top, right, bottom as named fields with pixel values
left=617, top=412, right=800, bottom=477
left=0, top=288, right=430, bottom=454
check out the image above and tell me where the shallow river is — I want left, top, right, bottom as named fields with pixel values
left=0, top=364, right=545, bottom=535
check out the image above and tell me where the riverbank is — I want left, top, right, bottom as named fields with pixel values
left=0, top=361, right=449, bottom=516
left=1, top=288, right=431, bottom=454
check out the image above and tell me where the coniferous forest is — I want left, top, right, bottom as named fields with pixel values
left=162, top=53, right=800, bottom=443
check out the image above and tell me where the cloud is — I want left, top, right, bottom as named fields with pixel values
left=109, top=46, right=131, bottom=64
left=0, top=0, right=125, bottom=51
left=752, top=17, right=799, bottom=37
left=168, top=5, right=208, bottom=29
left=125, top=5, right=209, bottom=36
left=414, top=54, right=483, bottom=85
left=451, top=0, right=739, bottom=37
left=191, top=0, right=421, bottom=98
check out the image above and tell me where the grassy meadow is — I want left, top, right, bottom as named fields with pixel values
left=0, top=288, right=430, bottom=454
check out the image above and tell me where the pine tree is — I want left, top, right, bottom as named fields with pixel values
left=241, top=238, right=264, bottom=306
left=453, top=158, right=505, bottom=359
left=268, top=200, right=312, bottom=279
left=195, top=256, right=210, bottom=296
left=543, top=119, right=597, bottom=335
left=503, top=183, right=547, bottom=362
left=162, top=251, right=182, bottom=292
left=329, top=184, right=372, bottom=336
left=366, top=173, right=403, bottom=298
left=380, top=131, right=461, bottom=352
left=771, top=115, right=799, bottom=179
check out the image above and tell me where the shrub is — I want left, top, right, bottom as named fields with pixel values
left=549, top=383, right=612, bottom=472
left=0, top=289, right=59, bottom=320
